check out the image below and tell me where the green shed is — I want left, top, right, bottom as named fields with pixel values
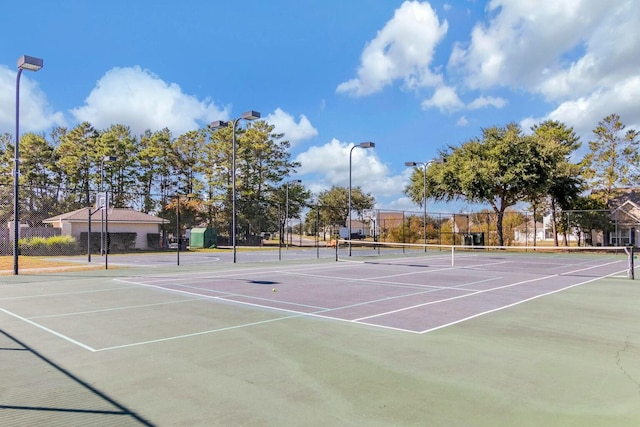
left=190, top=227, right=217, bottom=248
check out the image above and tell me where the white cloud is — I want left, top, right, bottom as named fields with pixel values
left=421, top=87, right=506, bottom=113
left=456, top=115, right=469, bottom=126
left=336, top=1, right=448, bottom=96
left=421, top=85, right=464, bottom=112
left=295, top=138, right=403, bottom=197
left=536, top=1, right=640, bottom=101
left=448, top=0, right=640, bottom=150
left=0, top=66, right=66, bottom=134
left=522, top=76, right=640, bottom=142
left=467, top=95, right=506, bottom=110
left=384, top=195, right=422, bottom=212
left=71, top=66, right=228, bottom=135
left=449, top=0, right=638, bottom=102
left=264, top=108, right=318, bottom=147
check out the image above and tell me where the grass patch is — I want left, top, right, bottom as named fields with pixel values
left=0, top=256, right=103, bottom=275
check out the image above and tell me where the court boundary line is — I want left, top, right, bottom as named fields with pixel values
left=0, top=308, right=97, bottom=352
left=413, top=268, right=626, bottom=334
left=0, top=286, right=141, bottom=302
left=276, top=268, right=501, bottom=292
left=27, top=298, right=198, bottom=319
left=1, top=259, right=632, bottom=352
left=354, top=259, right=627, bottom=323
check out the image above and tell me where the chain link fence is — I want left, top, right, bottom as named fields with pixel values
left=321, top=207, right=638, bottom=248
left=1, top=183, right=638, bottom=274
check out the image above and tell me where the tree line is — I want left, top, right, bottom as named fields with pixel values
left=404, top=114, right=639, bottom=246
left=4, top=113, right=635, bottom=246
left=0, top=121, right=377, bottom=243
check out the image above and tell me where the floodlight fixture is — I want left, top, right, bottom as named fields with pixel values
left=17, top=55, right=43, bottom=71
left=210, top=120, right=229, bottom=129
left=241, top=110, right=261, bottom=120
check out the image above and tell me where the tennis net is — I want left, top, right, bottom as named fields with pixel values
left=335, top=240, right=636, bottom=279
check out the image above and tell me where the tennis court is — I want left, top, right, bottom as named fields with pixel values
left=1, top=245, right=639, bottom=425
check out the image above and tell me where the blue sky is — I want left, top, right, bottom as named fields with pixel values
left=1, top=0, right=639, bottom=214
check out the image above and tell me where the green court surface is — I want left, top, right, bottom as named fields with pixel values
left=1, top=258, right=639, bottom=426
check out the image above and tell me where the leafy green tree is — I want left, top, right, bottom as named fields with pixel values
left=138, top=128, right=174, bottom=213
left=260, top=183, right=312, bottom=244
left=55, top=122, right=99, bottom=209
left=317, top=186, right=375, bottom=233
left=203, top=125, right=234, bottom=234
left=415, top=123, right=560, bottom=246
left=568, top=196, right=610, bottom=246
left=172, top=129, right=206, bottom=198
left=531, top=120, right=583, bottom=245
left=0, top=133, right=13, bottom=184
left=583, top=113, right=640, bottom=205
left=198, top=127, right=227, bottom=227
left=205, top=120, right=303, bottom=241
left=19, top=133, right=58, bottom=187
left=97, top=124, right=139, bottom=208
left=15, top=133, right=60, bottom=224
left=0, top=132, right=60, bottom=225
left=0, top=133, right=13, bottom=225
left=237, top=121, right=302, bottom=239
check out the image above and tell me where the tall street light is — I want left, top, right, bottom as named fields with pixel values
left=405, top=158, right=444, bottom=250
left=100, top=156, right=117, bottom=256
left=285, top=179, right=301, bottom=249
left=210, top=110, right=261, bottom=263
left=14, top=55, right=43, bottom=275
left=349, top=142, right=375, bottom=256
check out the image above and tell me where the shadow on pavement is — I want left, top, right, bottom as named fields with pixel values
left=0, top=329, right=155, bottom=426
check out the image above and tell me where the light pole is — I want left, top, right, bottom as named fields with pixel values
left=100, top=156, right=117, bottom=256
left=405, top=158, right=444, bottom=250
left=210, top=110, right=261, bottom=263
left=349, top=142, right=375, bottom=256
left=14, top=55, right=43, bottom=275
left=285, top=179, right=301, bottom=249
left=100, top=156, right=118, bottom=192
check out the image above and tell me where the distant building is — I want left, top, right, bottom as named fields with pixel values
left=43, top=207, right=169, bottom=250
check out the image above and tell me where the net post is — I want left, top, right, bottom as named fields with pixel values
left=627, top=246, right=635, bottom=280
left=451, top=245, right=455, bottom=267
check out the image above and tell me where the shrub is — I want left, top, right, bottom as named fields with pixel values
left=19, top=235, right=78, bottom=256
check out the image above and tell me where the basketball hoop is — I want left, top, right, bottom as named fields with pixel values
left=96, top=192, right=107, bottom=210
left=363, top=209, right=375, bottom=221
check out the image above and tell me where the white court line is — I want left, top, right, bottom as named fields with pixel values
left=0, top=286, right=141, bottom=301
left=353, top=274, right=559, bottom=322
left=118, top=261, right=357, bottom=284
left=0, top=308, right=97, bottom=352
left=5, top=258, right=630, bottom=352
left=413, top=267, right=628, bottom=335
left=277, top=268, right=494, bottom=292
left=104, top=256, right=222, bottom=267
left=28, top=298, right=197, bottom=319
left=354, top=259, right=627, bottom=323
left=95, top=315, right=301, bottom=352
left=169, top=282, right=328, bottom=310
left=98, top=275, right=503, bottom=350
